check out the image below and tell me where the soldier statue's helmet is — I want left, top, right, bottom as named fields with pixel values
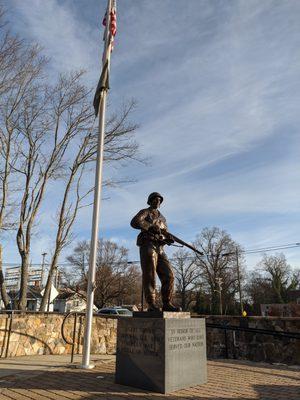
left=147, top=192, right=164, bottom=205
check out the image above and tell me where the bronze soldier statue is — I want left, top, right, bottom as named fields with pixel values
left=131, top=192, right=180, bottom=312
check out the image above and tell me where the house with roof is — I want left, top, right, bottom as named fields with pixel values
left=8, top=286, right=48, bottom=311
left=53, top=289, right=92, bottom=313
left=8, top=284, right=58, bottom=311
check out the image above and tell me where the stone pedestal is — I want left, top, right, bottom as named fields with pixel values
left=115, top=313, right=207, bottom=393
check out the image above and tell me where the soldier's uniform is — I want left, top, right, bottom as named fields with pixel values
left=130, top=193, right=175, bottom=310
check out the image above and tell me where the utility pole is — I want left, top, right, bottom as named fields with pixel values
left=41, top=252, right=47, bottom=288
left=82, top=253, right=85, bottom=279
left=236, top=247, right=244, bottom=315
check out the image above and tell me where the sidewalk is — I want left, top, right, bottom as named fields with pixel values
left=0, top=355, right=299, bottom=399
left=0, top=354, right=114, bottom=379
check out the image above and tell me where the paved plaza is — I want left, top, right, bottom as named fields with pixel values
left=0, top=355, right=299, bottom=399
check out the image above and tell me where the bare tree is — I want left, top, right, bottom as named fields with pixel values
left=94, top=240, right=141, bottom=308
left=194, top=227, right=243, bottom=315
left=65, top=239, right=142, bottom=308
left=245, top=255, right=300, bottom=314
left=39, top=98, right=140, bottom=311
left=0, top=8, right=142, bottom=311
left=64, top=241, right=90, bottom=286
left=258, top=253, right=299, bottom=303
left=37, top=72, right=93, bottom=311
left=0, top=7, right=23, bottom=97
left=12, top=67, right=96, bottom=310
left=0, top=12, right=45, bottom=308
left=244, top=270, right=274, bottom=314
left=172, top=249, right=201, bottom=311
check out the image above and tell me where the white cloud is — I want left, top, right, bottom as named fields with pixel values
left=10, top=0, right=100, bottom=82
left=2, top=0, right=300, bottom=271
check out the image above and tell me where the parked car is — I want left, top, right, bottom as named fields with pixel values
left=97, top=307, right=133, bottom=316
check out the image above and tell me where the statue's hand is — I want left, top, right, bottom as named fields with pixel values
left=148, top=225, right=161, bottom=235
left=165, top=233, right=175, bottom=245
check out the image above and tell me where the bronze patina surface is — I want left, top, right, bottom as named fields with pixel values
left=130, top=192, right=180, bottom=312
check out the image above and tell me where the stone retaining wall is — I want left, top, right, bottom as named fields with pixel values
left=0, top=313, right=116, bottom=358
left=0, top=313, right=299, bottom=365
left=203, top=315, right=300, bottom=365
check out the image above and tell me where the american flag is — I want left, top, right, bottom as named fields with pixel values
left=94, top=1, right=117, bottom=116
left=103, top=0, right=117, bottom=50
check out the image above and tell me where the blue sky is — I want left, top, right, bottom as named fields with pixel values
left=2, top=0, right=300, bottom=270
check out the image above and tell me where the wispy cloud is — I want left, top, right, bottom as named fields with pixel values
left=9, top=0, right=100, bottom=81
left=3, top=0, right=300, bottom=269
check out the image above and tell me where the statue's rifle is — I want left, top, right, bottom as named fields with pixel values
left=146, top=228, right=204, bottom=256
left=164, top=231, right=204, bottom=256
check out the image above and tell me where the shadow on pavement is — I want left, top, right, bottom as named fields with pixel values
left=0, top=367, right=299, bottom=399
left=211, top=359, right=300, bottom=382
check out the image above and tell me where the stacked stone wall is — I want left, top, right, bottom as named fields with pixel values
left=0, top=313, right=116, bottom=358
left=0, top=313, right=299, bottom=365
left=202, top=315, right=300, bottom=365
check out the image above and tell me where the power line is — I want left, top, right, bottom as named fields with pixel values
left=242, top=242, right=300, bottom=254
left=222, top=242, right=300, bottom=257
left=2, top=241, right=300, bottom=267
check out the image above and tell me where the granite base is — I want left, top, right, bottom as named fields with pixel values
left=115, top=315, right=207, bottom=393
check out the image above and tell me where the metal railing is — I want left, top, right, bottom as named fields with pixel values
left=205, top=321, right=300, bottom=359
left=61, top=312, right=85, bottom=363
left=206, top=322, right=300, bottom=339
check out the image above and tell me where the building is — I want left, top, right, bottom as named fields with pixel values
left=8, top=286, right=45, bottom=311
left=4, top=265, right=42, bottom=291
left=7, top=283, right=58, bottom=311
left=53, top=289, right=90, bottom=313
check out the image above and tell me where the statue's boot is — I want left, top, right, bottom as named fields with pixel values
left=147, top=303, right=160, bottom=312
left=162, top=303, right=182, bottom=312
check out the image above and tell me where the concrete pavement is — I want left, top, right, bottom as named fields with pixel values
left=0, top=355, right=299, bottom=399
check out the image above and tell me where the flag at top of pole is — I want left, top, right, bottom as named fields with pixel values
left=103, top=0, right=117, bottom=38
left=82, top=0, right=117, bottom=369
left=94, top=0, right=117, bottom=117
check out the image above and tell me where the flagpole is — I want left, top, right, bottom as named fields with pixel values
left=81, top=0, right=113, bottom=369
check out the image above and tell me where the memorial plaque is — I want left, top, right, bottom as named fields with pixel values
left=165, top=318, right=207, bottom=392
left=115, top=316, right=207, bottom=393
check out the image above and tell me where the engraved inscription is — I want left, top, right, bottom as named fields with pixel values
left=168, top=326, right=204, bottom=351
left=118, top=326, right=162, bottom=355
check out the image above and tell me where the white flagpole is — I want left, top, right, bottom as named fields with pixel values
left=81, top=0, right=113, bottom=369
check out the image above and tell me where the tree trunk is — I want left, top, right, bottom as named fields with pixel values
left=273, top=282, right=284, bottom=304
left=0, top=244, right=10, bottom=309
left=181, top=290, right=186, bottom=311
left=18, top=251, right=29, bottom=310
left=210, top=288, right=219, bottom=315
left=39, top=255, right=58, bottom=311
